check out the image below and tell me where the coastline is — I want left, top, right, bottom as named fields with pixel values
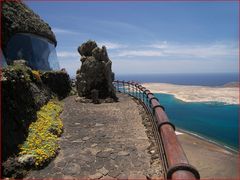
left=143, top=82, right=239, bottom=177
left=175, top=129, right=239, bottom=178
left=142, top=82, right=239, bottom=105
left=176, top=128, right=238, bottom=154
left=143, top=82, right=239, bottom=151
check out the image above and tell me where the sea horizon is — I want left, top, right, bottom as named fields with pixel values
left=115, top=72, right=238, bottom=86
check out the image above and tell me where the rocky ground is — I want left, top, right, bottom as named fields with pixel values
left=26, top=93, right=163, bottom=179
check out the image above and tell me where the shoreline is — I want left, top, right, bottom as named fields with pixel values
left=142, top=82, right=239, bottom=105
left=175, top=128, right=238, bottom=154
left=142, top=82, right=239, bottom=152
left=176, top=128, right=239, bottom=178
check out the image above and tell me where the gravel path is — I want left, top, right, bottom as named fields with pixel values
left=27, top=93, right=163, bottom=179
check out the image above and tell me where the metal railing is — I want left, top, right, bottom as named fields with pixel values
left=113, top=80, right=200, bottom=180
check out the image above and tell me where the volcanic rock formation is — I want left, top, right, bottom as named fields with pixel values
left=76, top=40, right=117, bottom=102
left=2, top=1, right=57, bottom=55
left=2, top=60, right=71, bottom=165
left=2, top=1, right=59, bottom=71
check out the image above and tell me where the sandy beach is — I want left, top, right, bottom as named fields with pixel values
left=144, top=82, right=239, bottom=178
left=176, top=130, right=239, bottom=178
left=142, top=83, right=239, bottom=105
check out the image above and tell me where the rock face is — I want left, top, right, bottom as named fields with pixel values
left=76, top=40, right=117, bottom=101
left=1, top=1, right=57, bottom=55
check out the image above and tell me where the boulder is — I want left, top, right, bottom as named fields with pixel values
left=76, top=41, right=118, bottom=101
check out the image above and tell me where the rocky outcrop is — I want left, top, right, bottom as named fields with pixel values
left=1, top=61, right=71, bottom=163
left=1, top=1, right=57, bottom=55
left=41, top=70, right=71, bottom=99
left=2, top=61, right=51, bottom=162
left=76, top=40, right=117, bottom=102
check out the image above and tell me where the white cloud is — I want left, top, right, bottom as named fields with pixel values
left=52, top=28, right=79, bottom=35
left=98, top=41, right=127, bottom=50
left=56, top=40, right=238, bottom=77
left=57, top=51, right=79, bottom=58
left=113, top=41, right=238, bottom=59
left=58, top=58, right=80, bottom=78
left=163, top=42, right=237, bottom=58
left=96, top=20, right=154, bottom=38
left=148, top=41, right=168, bottom=49
left=112, top=59, right=238, bottom=74
left=115, top=50, right=165, bottom=57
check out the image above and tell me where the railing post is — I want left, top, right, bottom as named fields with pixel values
left=131, top=82, right=132, bottom=96
left=133, top=82, right=136, bottom=97
left=117, top=80, right=119, bottom=92
left=135, top=83, right=139, bottom=99
left=138, top=85, right=141, bottom=100
left=142, top=88, right=145, bottom=103
left=138, top=85, right=141, bottom=101
left=137, top=84, right=140, bottom=100
left=132, top=82, right=135, bottom=97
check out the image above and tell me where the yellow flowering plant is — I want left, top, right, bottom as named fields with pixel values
left=31, top=70, right=41, bottom=81
left=19, top=100, right=63, bottom=167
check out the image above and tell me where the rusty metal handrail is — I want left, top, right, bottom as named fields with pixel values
left=113, top=80, right=200, bottom=180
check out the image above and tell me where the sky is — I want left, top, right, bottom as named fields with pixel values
left=25, top=1, right=238, bottom=76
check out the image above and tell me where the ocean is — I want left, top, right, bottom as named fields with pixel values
left=155, top=93, right=239, bottom=151
left=116, top=73, right=239, bottom=151
left=116, top=73, right=238, bottom=86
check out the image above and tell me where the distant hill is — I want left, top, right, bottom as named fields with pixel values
left=223, top=82, right=239, bottom=87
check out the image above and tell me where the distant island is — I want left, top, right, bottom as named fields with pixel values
left=143, top=82, right=239, bottom=105
left=222, top=82, right=240, bottom=88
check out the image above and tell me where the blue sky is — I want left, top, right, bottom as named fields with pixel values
left=25, top=1, right=238, bottom=76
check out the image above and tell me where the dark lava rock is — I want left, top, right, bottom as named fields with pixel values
left=2, top=157, right=27, bottom=178
left=1, top=1, right=57, bottom=55
left=2, top=61, right=51, bottom=162
left=41, top=70, right=72, bottom=99
left=78, top=40, right=97, bottom=57
left=76, top=40, right=118, bottom=101
left=1, top=61, right=72, bottom=174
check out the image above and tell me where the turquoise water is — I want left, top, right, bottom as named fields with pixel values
left=154, top=93, right=239, bottom=151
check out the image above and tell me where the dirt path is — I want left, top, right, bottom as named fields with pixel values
left=27, top=93, right=163, bottom=179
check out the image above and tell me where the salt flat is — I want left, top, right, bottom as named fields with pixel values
left=143, top=83, right=239, bottom=105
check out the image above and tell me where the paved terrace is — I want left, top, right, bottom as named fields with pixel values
left=27, top=93, right=163, bottom=179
